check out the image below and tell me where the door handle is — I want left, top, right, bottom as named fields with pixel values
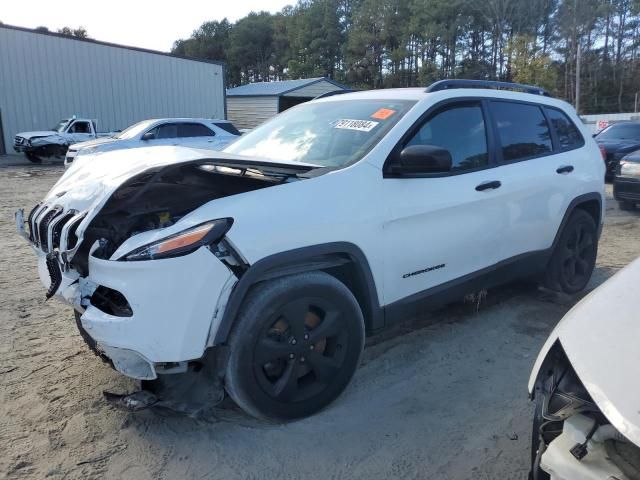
left=556, top=165, right=574, bottom=174
left=475, top=180, right=501, bottom=191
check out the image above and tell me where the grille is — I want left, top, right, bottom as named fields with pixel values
left=38, top=208, right=62, bottom=252
left=27, top=204, right=82, bottom=253
left=14, top=136, right=24, bottom=146
left=45, top=253, right=62, bottom=299
left=26, top=203, right=41, bottom=241
left=51, top=212, right=75, bottom=250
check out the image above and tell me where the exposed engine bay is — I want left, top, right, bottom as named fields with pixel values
left=533, top=345, right=640, bottom=480
left=71, top=162, right=290, bottom=275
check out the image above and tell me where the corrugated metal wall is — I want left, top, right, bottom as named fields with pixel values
left=0, top=26, right=225, bottom=153
left=282, top=80, right=342, bottom=97
left=227, top=96, right=278, bottom=129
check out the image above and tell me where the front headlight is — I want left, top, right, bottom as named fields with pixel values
left=123, top=218, right=233, bottom=261
left=620, top=161, right=640, bottom=178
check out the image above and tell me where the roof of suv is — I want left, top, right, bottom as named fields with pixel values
left=314, top=86, right=574, bottom=112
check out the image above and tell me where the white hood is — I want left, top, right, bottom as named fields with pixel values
left=16, top=130, right=57, bottom=139
left=529, top=257, right=640, bottom=445
left=69, top=136, right=117, bottom=150
left=42, top=145, right=316, bottom=243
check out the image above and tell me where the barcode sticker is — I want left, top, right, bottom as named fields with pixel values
left=333, top=119, right=379, bottom=132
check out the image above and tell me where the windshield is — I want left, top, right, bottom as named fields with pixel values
left=224, top=99, right=416, bottom=167
left=115, top=119, right=157, bottom=139
left=596, top=123, right=640, bottom=141
left=52, top=119, right=70, bottom=133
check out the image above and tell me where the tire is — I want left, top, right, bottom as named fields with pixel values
left=25, top=152, right=42, bottom=163
left=545, top=209, right=597, bottom=294
left=619, top=200, right=635, bottom=211
left=224, top=271, right=365, bottom=421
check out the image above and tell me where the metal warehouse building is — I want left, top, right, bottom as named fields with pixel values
left=0, top=24, right=226, bottom=155
left=226, top=77, right=349, bottom=129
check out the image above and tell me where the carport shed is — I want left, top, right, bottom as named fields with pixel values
left=226, top=78, right=350, bottom=130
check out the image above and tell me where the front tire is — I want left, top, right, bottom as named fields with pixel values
left=25, top=152, right=42, bottom=163
left=618, top=200, right=635, bottom=211
left=545, top=209, right=597, bottom=294
left=224, top=271, right=365, bottom=421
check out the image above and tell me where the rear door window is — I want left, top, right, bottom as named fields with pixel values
left=491, top=102, right=552, bottom=162
left=178, top=123, right=214, bottom=137
left=545, top=107, right=584, bottom=150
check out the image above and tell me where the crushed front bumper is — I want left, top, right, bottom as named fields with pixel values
left=18, top=208, right=235, bottom=379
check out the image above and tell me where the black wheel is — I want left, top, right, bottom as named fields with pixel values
left=25, top=152, right=42, bottom=163
left=619, top=200, right=635, bottom=211
left=545, top=210, right=597, bottom=294
left=224, top=271, right=365, bottom=421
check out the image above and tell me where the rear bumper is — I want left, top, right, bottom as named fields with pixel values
left=613, top=177, right=640, bottom=202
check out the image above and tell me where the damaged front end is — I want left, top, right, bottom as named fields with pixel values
left=531, top=344, right=640, bottom=480
left=16, top=149, right=311, bottom=381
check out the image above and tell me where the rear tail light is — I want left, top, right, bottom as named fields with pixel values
left=599, top=145, right=607, bottom=161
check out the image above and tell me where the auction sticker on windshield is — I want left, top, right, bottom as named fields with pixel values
left=333, top=119, right=379, bottom=132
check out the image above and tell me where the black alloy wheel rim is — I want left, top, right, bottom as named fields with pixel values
left=253, top=297, right=348, bottom=403
left=561, top=222, right=595, bottom=289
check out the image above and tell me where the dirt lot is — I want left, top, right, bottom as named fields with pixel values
left=1, top=164, right=639, bottom=480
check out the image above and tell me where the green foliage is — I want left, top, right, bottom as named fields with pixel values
left=170, top=0, right=640, bottom=113
left=57, top=26, right=89, bottom=38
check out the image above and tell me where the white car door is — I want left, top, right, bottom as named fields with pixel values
left=142, top=123, right=180, bottom=147
left=382, top=100, right=509, bottom=306
left=67, top=120, right=94, bottom=143
left=486, top=100, right=577, bottom=261
left=176, top=123, right=222, bottom=150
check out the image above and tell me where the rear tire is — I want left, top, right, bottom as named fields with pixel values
left=224, top=271, right=365, bottom=421
left=619, top=200, right=635, bottom=211
left=544, top=209, right=597, bottom=294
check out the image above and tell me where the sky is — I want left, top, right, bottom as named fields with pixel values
left=1, top=0, right=294, bottom=52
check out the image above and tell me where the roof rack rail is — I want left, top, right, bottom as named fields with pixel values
left=314, top=89, right=353, bottom=100
left=426, top=79, right=551, bottom=97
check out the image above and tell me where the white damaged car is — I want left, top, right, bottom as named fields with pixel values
left=17, top=80, right=605, bottom=420
left=529, top=258, right=640, bottom=480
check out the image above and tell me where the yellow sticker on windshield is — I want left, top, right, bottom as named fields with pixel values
left=371, top=108, right=396, bottom=120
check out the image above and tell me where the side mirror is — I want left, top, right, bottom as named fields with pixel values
left=141, top=132, right=155, bottom=141
left=395, top=144, right=452, bottom=174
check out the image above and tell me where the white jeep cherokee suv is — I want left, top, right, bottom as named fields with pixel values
left=17, top=80, right=605, bottom=420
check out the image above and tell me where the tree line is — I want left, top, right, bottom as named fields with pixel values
left=173, top=0, right=640, bottom=114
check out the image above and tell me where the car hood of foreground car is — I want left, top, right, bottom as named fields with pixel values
left=529, top=257, right=640, bottom=445
left=42, top=145, right=319, bottom=216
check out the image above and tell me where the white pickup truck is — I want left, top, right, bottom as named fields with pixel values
left=14, top=117, right=116, bottom=163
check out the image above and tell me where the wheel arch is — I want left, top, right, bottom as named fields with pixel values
left=551, top=192, right=603, bottom=252
left=213, top=242, right=383, bottom=345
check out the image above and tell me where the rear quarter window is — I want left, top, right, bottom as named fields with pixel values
left=545, top=107, right=584, bottom=150
left=214, top=122, right=241, bottom=135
